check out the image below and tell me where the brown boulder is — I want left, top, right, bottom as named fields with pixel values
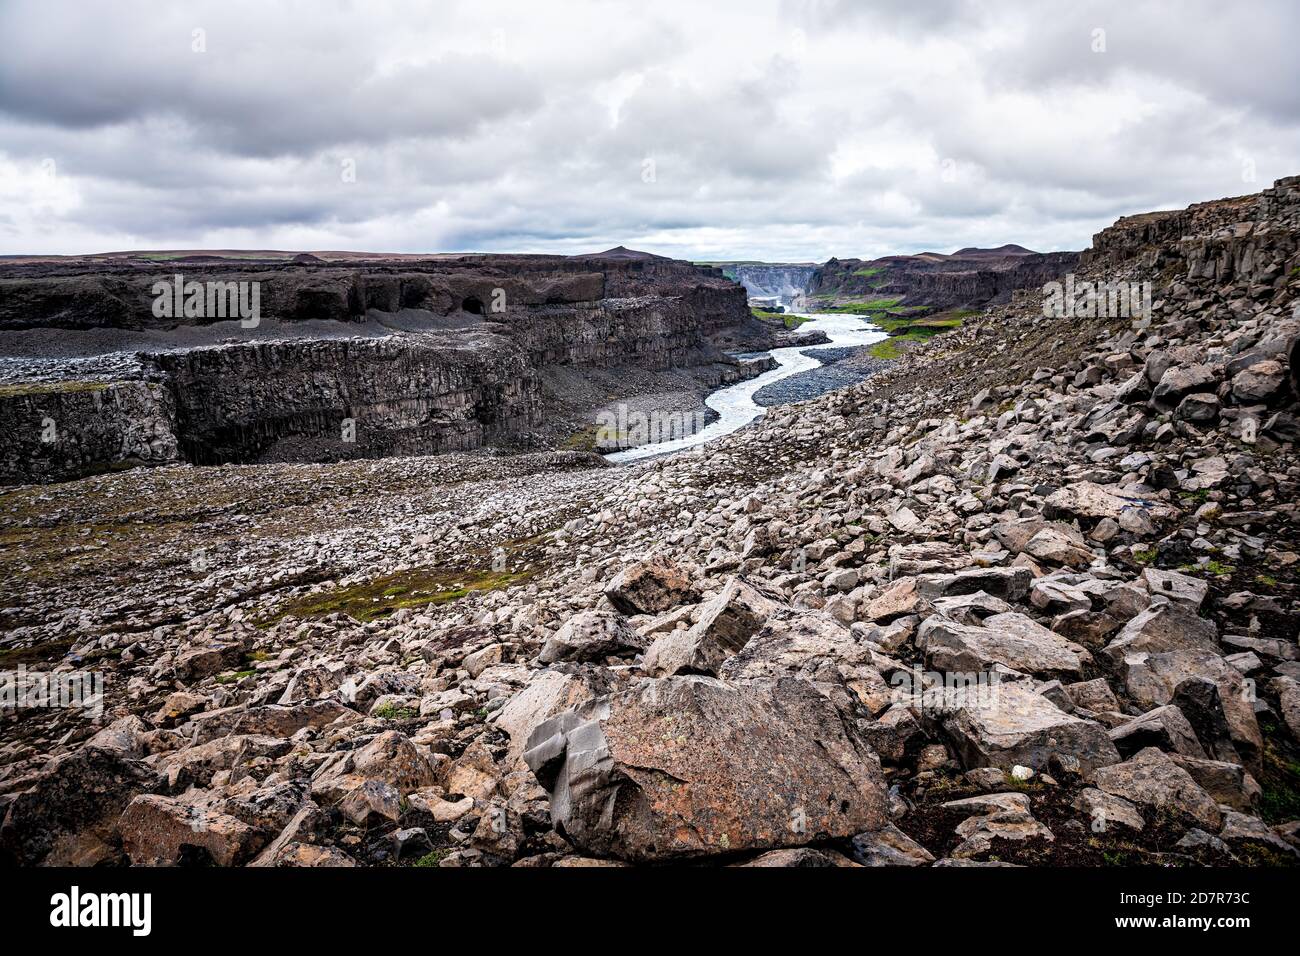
left=524, top=676, right=887, bottom=862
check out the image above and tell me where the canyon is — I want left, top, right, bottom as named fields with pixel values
left=1, top=177, right=1298, bottom=872
left=0, top=249, right=781, bottom=483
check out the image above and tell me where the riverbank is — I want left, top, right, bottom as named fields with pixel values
left=605, top=312, right=888, bottom=462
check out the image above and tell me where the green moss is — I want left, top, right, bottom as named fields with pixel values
left=373, top=703, right=419, bottom=720
left=868, top=337, right=907, bottom=360
left=1132, top=547, right=1158, bottom=565
left=560, top=426, right=598, bottom=452
left=1178, top=559, right=1236, bottom=577
left=261, top=565, right=532, bottom=626
left=412, top=848, right=449, bottom=867
left=215, top=669, right=256, bottom=684
left=852, top=266, right=886, bottom=279
left=1257, top=717, right=1300, bottom=824
left=751, top=307, right=812, bottom=329
left=1256, top=574, right=1279, bottom=588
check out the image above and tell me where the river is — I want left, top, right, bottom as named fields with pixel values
left=605, top=312, right=889, bottom=463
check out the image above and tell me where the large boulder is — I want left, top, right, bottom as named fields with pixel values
left=1231, top=359, right=1287, bottom=404
left=919, top=612, right=1091, bottom=678
left=643, top=576, right=782, bottom=676
left=935, top=680, right=1121, bottom=774
left=523, top=676, right=887, bottom=862
left=1121, top=649, right=1262, bottom=768
left=917, top=567, right=1032, bottom=603
left=538, top=610, right=645, bottom=664
left=0, top=746, right=161, bottom=866
left=1090, top=747, right=1222, bottom=831
left=604, top=556, right=698, bottom=615
left=493, top=666, right=617, bottom=765
left=119, top=794, right=265, bottom=866
left=185, top=699, right=360, bottom=744
left=1102, top=601, right=1219, bottom=664
left=1044, top=481, right=1175, bottom=532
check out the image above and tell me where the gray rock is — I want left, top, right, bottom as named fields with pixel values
left=538, top=610, right=645, bottom=664
left=850, top=823, right=935, bottom=866
left=642, top=576, right=782, bottom=677
left=936, top=680, right=1121, bottom=774
left=1090, top=747, right=1222, bottom=830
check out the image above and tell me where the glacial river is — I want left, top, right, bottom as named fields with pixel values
left=606, top=312, right=888, bottom=463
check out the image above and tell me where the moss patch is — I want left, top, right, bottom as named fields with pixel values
left=1257, top=716, right=1300, bottom=824
left=261, top=565, right=532, bottom=626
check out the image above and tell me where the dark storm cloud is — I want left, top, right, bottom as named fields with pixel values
left=0, top=0, right=1296, bottom=259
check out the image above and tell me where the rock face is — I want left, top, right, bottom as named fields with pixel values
left=523, top=676, right=887, bottom=862
left=0, top=381, right=180, bottom=484
left=808, top=245, right=1081, bottom=313
left=0, top=250, right=771, bottom=483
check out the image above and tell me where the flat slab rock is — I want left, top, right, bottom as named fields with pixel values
left=523, top=675, right=887, bottom=862
left=919, top=611, right=1092, bottom=678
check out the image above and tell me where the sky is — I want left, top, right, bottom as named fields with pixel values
left=1, top=0, right=1297, bottom=262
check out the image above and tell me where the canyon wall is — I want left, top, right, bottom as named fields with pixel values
left=808, top=246, right=1081, bottom=313
left=0, top=249, right=770, bottom=483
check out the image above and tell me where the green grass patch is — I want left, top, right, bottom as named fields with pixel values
left=260, top=566, right=532, bottom=626
left=412, top=848, right=449, bottom=867
left=751, top=307, right=812, bottom=329
left=1257, top=717, right=1300, bottom=824
left=823, top=297, right=904, bottom=314
left=560, top=426, right=598, bottom=452
left=1178, top=559, right=1236, bottom=577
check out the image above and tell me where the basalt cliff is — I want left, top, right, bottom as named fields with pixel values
left=0, top=249, right=776, bottom=483
left=810, top=244, right=1082, bottom=315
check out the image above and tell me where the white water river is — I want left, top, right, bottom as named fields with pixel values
left=606, top=312, right=888, bottom=463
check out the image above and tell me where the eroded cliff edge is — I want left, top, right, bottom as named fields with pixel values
left=0, top=249, right=776, bottom=482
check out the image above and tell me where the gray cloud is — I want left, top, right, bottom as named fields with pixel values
left=0, top=0, right=1296, bottom=259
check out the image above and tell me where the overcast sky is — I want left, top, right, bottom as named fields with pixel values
left=1, top=0, right=1296, bottom=261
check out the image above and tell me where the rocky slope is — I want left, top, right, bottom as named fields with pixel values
left=0, top=250, right=775, bottom=483
left=2, top=178, right=1299, bottom=868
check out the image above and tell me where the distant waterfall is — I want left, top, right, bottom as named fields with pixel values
left=725, top=264, right=818, bottom=312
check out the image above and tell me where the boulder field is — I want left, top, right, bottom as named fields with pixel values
left=1, top=177, right=1299, bottom=867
